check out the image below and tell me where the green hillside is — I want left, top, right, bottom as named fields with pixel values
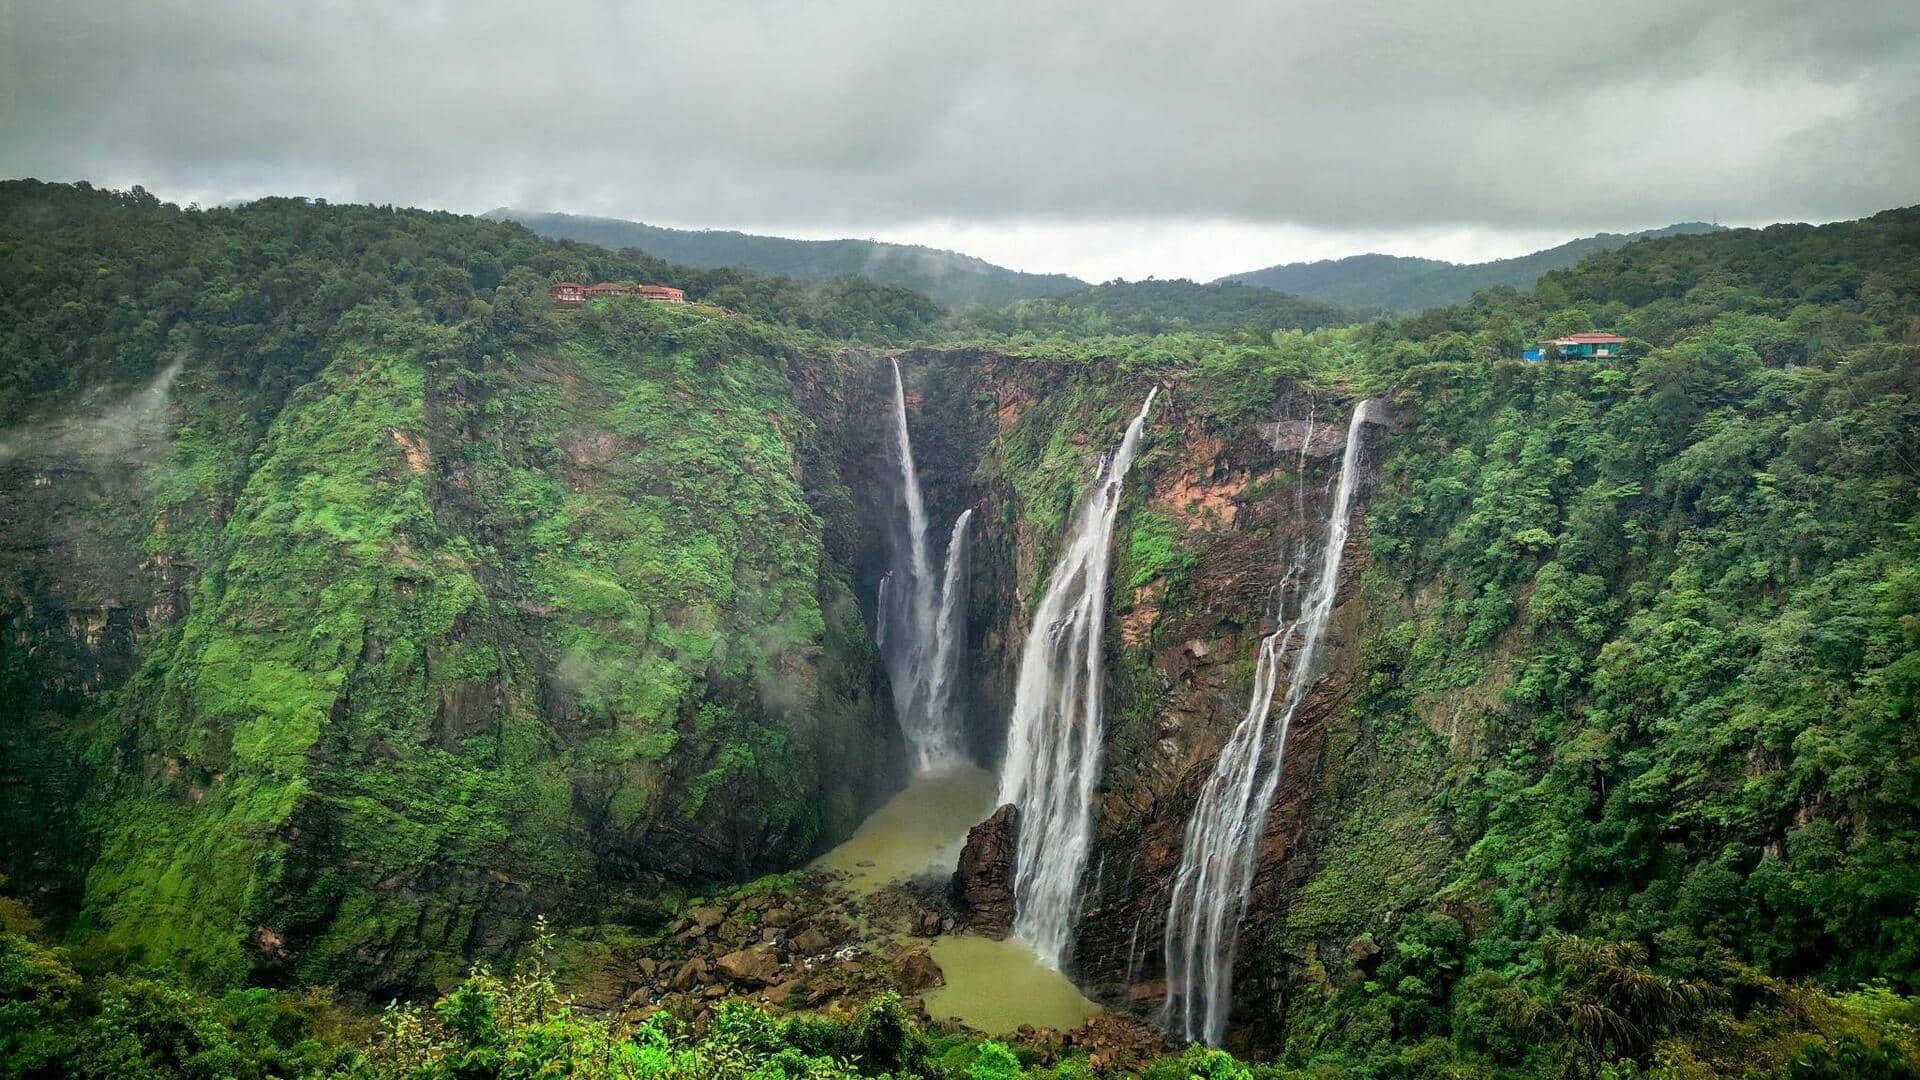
left=0, top=180, right=902, bottom=990
left=490, top=209, right=1086, bottom=310
left=1221, top=222, right=1722, bottom=311
left=2, top=182, right=1916, bottom=1078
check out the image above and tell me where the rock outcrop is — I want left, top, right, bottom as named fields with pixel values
left=953, top=803, right=1020, bottom=938
left=716, top=946, right=780, bottom=987
left=889, top=944, right=945, bottom=992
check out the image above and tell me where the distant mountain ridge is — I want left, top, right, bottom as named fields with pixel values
left=1219, top=222, right=1723, bottom=311
left=487, top=209, right=1087, bottom=309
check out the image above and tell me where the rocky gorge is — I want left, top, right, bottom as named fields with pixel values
left=5, top=186, right=1917, bottom=1075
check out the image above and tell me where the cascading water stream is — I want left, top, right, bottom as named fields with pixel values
left=999, top=387, right=1159, bottom=967
left=877, top=359, right=970, bottom=772
left=1162, top=399, right=1376, bottom=1046
left=924, top=508, right=974, bottom=750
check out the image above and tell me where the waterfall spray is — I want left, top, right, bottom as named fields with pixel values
left=1161, top=399, right=1375, bottom=1045
left=999, top=387, right=1159, bottom=967
left=877, top=359, right=970, bottom=771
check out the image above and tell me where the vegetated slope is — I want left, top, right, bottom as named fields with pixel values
left=913, top=209, right=1919, bottom=1074
left=1221, top=221, right=1721, bottom=311
left=958, top=277, right=1360, bottom=337
left=490, top=209, right=1087, bottom=310
left=4, top=179, right=1917, bottom=1077
left=1248, top=208, right=1920, bottom=1074
left=0, top=181, right=900, bottom=990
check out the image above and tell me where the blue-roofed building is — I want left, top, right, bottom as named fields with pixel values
left=1524, top=332, right=1626, bottom=361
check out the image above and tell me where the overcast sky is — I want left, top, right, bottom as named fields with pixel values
left=3, top=0, right=1917, bottom=281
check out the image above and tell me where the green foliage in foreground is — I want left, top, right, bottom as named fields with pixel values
left=5, top=919, right=1917, bottom=1079
left=0, top=919, right=1277, bottom=1080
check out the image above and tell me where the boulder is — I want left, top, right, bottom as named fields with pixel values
left=763, top=906, right=795, bottom=928
left=890, top=945, right=945, bottom=993
left=670, top=957, right=708, bottom=991
left=678, top=906, right=725, bottom=941
left=953, top=803, right=1019, bottom=938
left=717, top=946, right=780, bottom=987
left=787, top=926, right=831, bottom=956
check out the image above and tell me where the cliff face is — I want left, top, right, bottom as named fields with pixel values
left=3, top=306, right=904, bottom=991
left=2, top=333, right=1421, bottom=1036
left=1070, top=411, right=1378, bottom=1022
left=879, top=350, right=1384, bottom=1044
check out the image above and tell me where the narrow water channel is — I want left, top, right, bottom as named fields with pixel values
left=811, top=764, right=1103, bottom=1034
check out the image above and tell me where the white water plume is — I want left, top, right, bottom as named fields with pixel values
left=877, top=359, right=972, bottom=772
left=999, top=387, right=1159, bottom=967
left=1162, top=399, right=1375, bottom=1046
left=924, top=507, right=974, bottom=751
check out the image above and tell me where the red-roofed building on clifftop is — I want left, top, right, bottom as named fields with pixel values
left=549, top=281, right=687, bottom=305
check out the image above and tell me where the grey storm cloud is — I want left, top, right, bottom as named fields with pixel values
left=2, top=0, right=1917, bottom=232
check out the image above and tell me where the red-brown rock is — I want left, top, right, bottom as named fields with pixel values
left=890, top=944, right=945, bottom=992
left=953, top=803, right=1019, bottom=938
left=717, top=946, right=780, bottom=986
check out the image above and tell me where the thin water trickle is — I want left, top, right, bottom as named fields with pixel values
left=1161, top=400, right=1375, bottom=1046
left=999, top=388, right=1159, bottom=968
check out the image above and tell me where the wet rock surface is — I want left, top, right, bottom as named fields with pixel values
left=561, top=855, right=1171, bottom=1072
left=716, top=946, right=780, bottom=986
left=1050, top=395, right=1380, bottom=1046
left=889, top=944, right=945, bottom=992
left=952, top=803, right=1019, bottom=937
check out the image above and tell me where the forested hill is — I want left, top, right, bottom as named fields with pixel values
left=0, top=179, right=929, bottom=988
left=1221, top=221, right=1721, bottom=311
left=958, top=277, right=1360, bottom=336
left=489, top=208, right=1087, bottom=309
left=2, top=180, right=1918, bottom=1076
left=0, top=183, right=948, bottom=424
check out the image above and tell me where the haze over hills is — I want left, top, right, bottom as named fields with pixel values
left=501, top=208, right=1729, bottom=318
left=489, top=208, right=1087, bottom=309
left=1219, top=221, right=1723, bottom=311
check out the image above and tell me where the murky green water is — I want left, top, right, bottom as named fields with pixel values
left=922, top=934, right=1104, bottom=1033
left=811, top=763, right=998, bottom=894
left=811, top=764, right=1103, bottom=1034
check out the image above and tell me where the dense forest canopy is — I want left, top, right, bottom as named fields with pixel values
left=493, top=209, right=1087, bottom=310
left=0, top=180, right=941, bottom=425
left=954, top=279, right=1358, bottom=337
left=1, top=181, right=1917, bottom=1078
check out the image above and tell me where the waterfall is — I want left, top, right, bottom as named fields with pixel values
left=1161, top=399, right=1376, bottom=1046
left=923, top=508, right=974, bottom=758
left=877, top=359, right=971, bottom=772
left=999, top=387, right=1159, bottom=967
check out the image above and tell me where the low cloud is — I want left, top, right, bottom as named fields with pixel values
left=0, top=357, right=184, bottom=470
left=2, top=1, right=1916, bottom=274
